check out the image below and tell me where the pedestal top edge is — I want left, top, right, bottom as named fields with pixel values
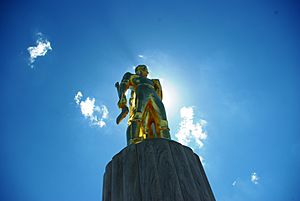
left=110, top=138, right=194, bottom=161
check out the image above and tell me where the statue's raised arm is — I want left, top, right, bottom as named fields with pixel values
left=116, top=65, right=171, bottom=145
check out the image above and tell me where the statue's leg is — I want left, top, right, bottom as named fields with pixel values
left=129, top=93, right=149, bottom=143
left=126, top=122, right=136, bottom=145
left=151, top=98, right=171, bottom=139
left=143, top=110, right=154, bottom=139
left=126, top=112, right=144, bottom=145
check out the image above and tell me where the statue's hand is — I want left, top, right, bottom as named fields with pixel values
left=118, top=97, right=127, bottom=108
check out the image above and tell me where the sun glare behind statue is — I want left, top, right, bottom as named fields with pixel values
left=160, top=79, right=180, bottom=118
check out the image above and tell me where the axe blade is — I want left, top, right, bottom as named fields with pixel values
left=116, top=106, right=129, bottom=124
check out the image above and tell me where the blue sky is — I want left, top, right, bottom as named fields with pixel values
left=1, top=0, right=300, bottom=201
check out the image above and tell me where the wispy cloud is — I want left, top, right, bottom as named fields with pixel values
left=74, top=91, right=109, bottom=128
left=224, top=174, right=262, bottom=201
left=138, top=54, right=145, bottom=59
left=232, top=177, right=241, bottom=187
left=250, top=172, right=259, bottom=184
left=27, top=32, right=52, bottom=68
left=175, top=106, right=207, bottom=149
left=232, top=172, right=260, bottom=187
left=74, top=91, right=83, bottom=105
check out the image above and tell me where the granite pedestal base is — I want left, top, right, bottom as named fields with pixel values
left=102, top=139, right=215, bottom=201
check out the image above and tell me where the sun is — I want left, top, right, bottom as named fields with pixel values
left=160, top=79, right=180, bottom=118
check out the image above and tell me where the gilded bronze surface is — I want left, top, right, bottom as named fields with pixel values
left=116, top=65, right=171, bottom=145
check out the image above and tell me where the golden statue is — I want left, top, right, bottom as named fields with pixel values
left=116, top=65, right=171, bottom=145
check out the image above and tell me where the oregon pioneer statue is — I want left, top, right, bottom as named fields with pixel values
left=102, top=64, right=216, bottom=201
left=115, top=64, right=171, bottom=145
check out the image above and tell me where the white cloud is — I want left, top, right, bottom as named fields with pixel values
left=97, top=119, right=106, bottom=128
left=27, top=32, right=52, bottom=68
left=101, top=105, right=109, bottom=118
left=232, top=180, right=237, bottom=186
left=74, top=91, right=83, bottom=105
left=138, top=54, right=145, bottom=58
left=80, top=97, right=96, bottom=117
left=175, top=106, right=207, bottom=149
left=74, top=91, right=109, bottom=128
left=250, top=172, right=259, bottom=184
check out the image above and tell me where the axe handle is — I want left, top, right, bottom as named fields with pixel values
left=115, top=81, right=129, bottom=124
left=115, top=82, right=121, bottom=98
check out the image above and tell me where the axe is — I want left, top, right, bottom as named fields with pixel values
left=115, top=82, right=129, bottom=124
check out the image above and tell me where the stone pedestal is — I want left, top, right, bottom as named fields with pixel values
left=102, top=139, right=215, bottom=201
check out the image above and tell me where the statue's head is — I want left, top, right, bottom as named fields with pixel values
left=135, top=65, right=149, bottom=77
